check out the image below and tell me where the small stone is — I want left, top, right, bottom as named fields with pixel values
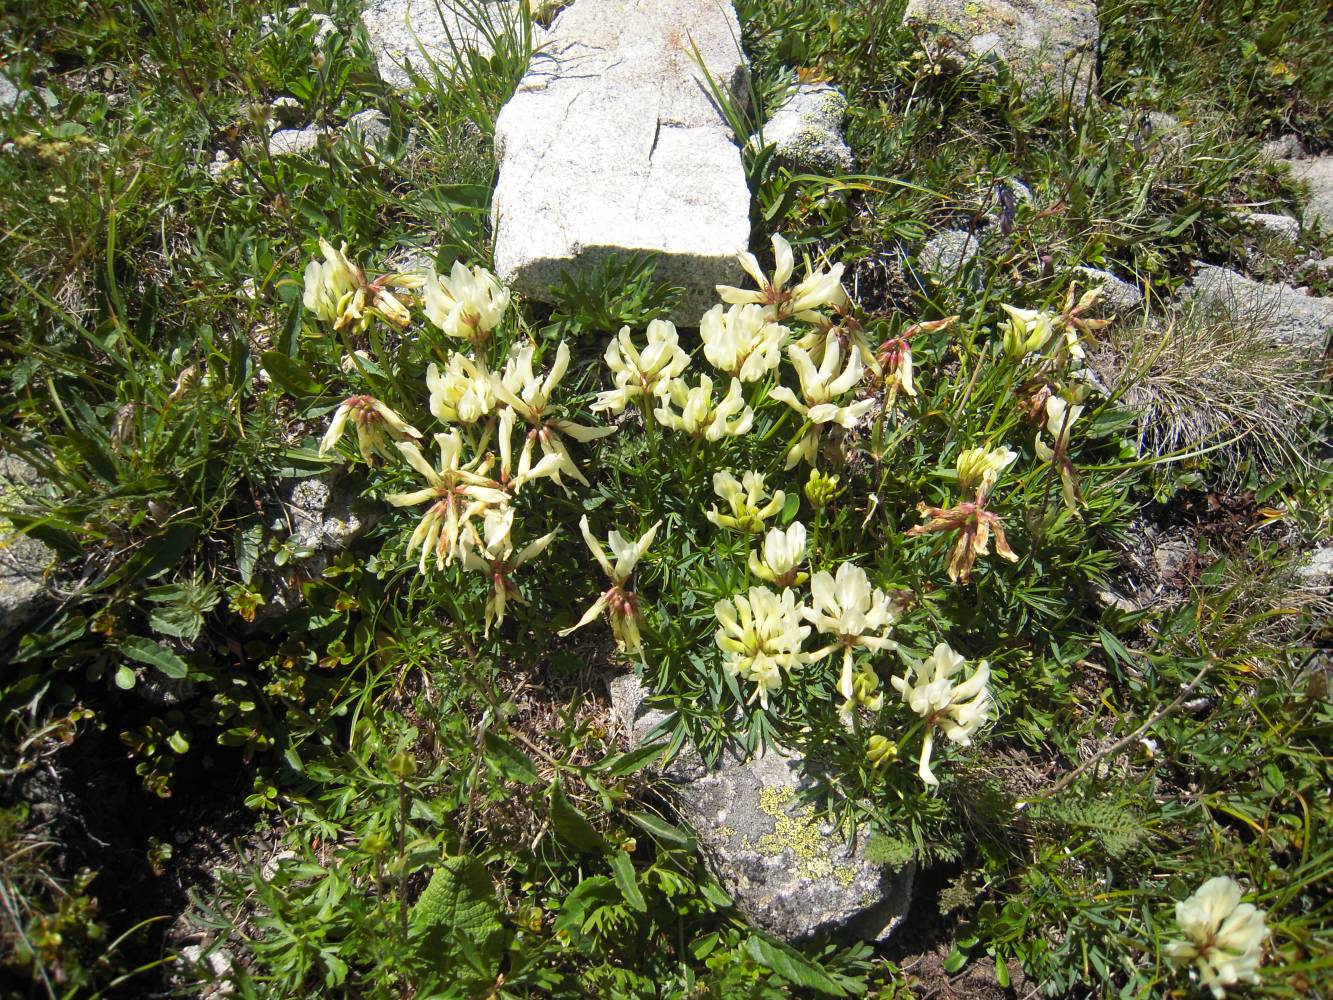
left=345, top=109, right=391, bottom=149
left=269, top=96, right=304, bottom=127
left=1074, top=266, right=1143, bottom=314
left=1298, top=546, right=1333, bottom=590
left=282, top=475, right=380, bottom=555
left=918, top=230, right=979, bottom=277
left=903, top=0, right=1099, bottom=102
left=491, top=0, right=750, bottom=323
left=753, top=83, right=854, bottom=174
left=0, top=73, right=19, bottom=110
left=609, top=675, right=914, bottom=943
left=207, top=150, right=239, bottom=179
left=1241, top=212, right=1300, bottom=244
left=1260, top=134, right=1305, bottom=162
left=261, top=849, right=298, bottom=882
left=1, top=457, right=54, bottom=638
left=1286, top=155, right=1333, bottom=231
left=361, top=0, right=521, bottom=93
left=1183, top=264, right=1333, bottom=354
left=267, top=127, right=326, bottom=157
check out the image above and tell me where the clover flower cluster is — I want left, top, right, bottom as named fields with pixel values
left=302, top=231, right=1104, bottom=788
left=308, top=246, right=657, bottom=651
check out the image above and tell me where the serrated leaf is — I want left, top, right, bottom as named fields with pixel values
left=549, top=778, right=605, bottom=853
left=410, top=857, right=505, bottom=966
left=484, top=732, right=540, bottom=785
left=608, top=850, right=646, bottom=912
left=120, top=636, right=189, bottom=679
left=745, top=934, right=846, bottom=995
left=235, top=522, right=263, bottom=584
left=149, top=603, right=205, bottom=642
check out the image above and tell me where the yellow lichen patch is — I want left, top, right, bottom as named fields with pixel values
left=742, top=784, right=850, bottom=884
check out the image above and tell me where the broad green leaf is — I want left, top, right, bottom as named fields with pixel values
left=608, top=850, right=647, bottom=912
left=119, top=636, right=189, bottom=679
left=628, top=810, right=692, bottom=846
left=549, top=778, right=605, bottom=853
left=261, top=350, right=324, bottom=397
left=114, top=665, right=137, bottom=690
left=411, top=857, right=505, bottom=966
left=484, top=732, right=540, bottom=785
left=235, top=522, right=264, bottom=585
left=745, top=934, right=847, bottom=995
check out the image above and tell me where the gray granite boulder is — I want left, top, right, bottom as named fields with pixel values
left=904, top=0, right=1098, bottom=102
left=360, top=0, right=522, bottom=93
left=1287, top=156, right=1333, bottom=231
left=267, top=126, right=325, bottom=157
left=1241, top=212, right=1300, bottom=244
left=754, top=83, right=854, bottom=174
left=490, top=0, right=750, bottom=323
left=1183, top=264, right=1333, bottom=354
left=610, top=674, right=914, bottom=943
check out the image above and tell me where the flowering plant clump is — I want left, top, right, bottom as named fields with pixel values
left=1164, top=877, right=1269, bottom=998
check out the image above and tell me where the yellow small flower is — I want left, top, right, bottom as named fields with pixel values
left=770, top=338, right=872, bottom=469
left=559, top=516, right=660, bottom=656
left=955, top=445, right=1017, bottom=498
left=706, top=471, right=785, bottom=534
left=653, top=375, right=754, bottom=440
left=319, top=395, right=422, bottom=464
left=426, top=352, right=496, bottom=425
left=716, top=233, right=848, bottom=323
left=748, top=522, right=808, bottom=587
left=699, top=302, right=789, bottom=382
left=803, top=469, right=842, bottom=509
left=890, top=643, right=990, bottom=787
left=714, top=586, right=810, bottom=709
left=804, top=562, right=899, bottom=702
left=866, top=734, right=897, bottom=768
left=423, top=261, right=510, bottom=347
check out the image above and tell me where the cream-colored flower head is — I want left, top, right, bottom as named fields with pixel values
left=717, top=233, right=848, bottom=323
left=559, top=517, right=660, bottom=656
left=804, top=561, right=898, bottom=703
left=385, top=430, right=508, bottom=573
left=955, top=444, right=1017, bottom=497
left=303, top=239, right=362, bottom=327
left=699, top=303, right=789, bottom=382
left=749, top=522, right=808, bottom=587
left=591, top=319, right=690, bottom=414
left=770, top=338, right=873, bottom=468
left=653, top=374, right=753, bottom=440
left=423, top=261, right=510, bottom=346
left=890, top=643, right=990, bottom=786
left=318, top=395, right=422, bottom=464
left=714, top=586, right=810, bottom=709
left=706, top=470, right=785, bottom=534
left=459, top=505, right=558, bottom=637
left=1164, top=877, right=1268, bottom=998
left=1000, top=303, right=1055, bottom=360
left=493, top=340, right=616, bottom=491
left=427, top=352, right=496, bottom=425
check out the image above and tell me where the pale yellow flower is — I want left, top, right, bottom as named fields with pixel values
left=770, top=338, right=872, bottom=468
left=591, top=319, right=690, bottom=415
left=716, top=233, right=849, bottom=323
left=705, top=470, right=785, bottom=534
left=386, top=431, right=508, bottom=572
left=319, top=395, right=422, bottom=464
left=1034, top=396, right=1085, bottom=511
left=699, top=303, right=789, bottom=382
left=838, top=661, right=885, bottom=727
left=714, top=586, right=810, bottom=709
left=890, top=643, right=990, bottom=787
left=955, top=445, right=1017, bottom=498
left=460, top=506, right=558, bottom=637
left=653, top=374, right=754, bottom=440
left=302, top=239, right=414, bottom=330
left=559, top=516, right=660, bottom=655
left=1000, top=303, right=1056, bottom=360
left=426, top=352, right=496, bottom=425
left=748, top=522, right=808, bottom=587
left=1164, top=877, right=1268, bottom=999
left=804, top=562, right=898, bottom=703
left=423, top=261, right=510, bottom=347
left=493, top=341, right=616, bottom=491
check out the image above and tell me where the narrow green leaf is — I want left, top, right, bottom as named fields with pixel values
left=628, top=810, right=691, bottom=846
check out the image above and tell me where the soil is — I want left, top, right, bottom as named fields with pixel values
left=5, top=725, right=255, bottom=999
